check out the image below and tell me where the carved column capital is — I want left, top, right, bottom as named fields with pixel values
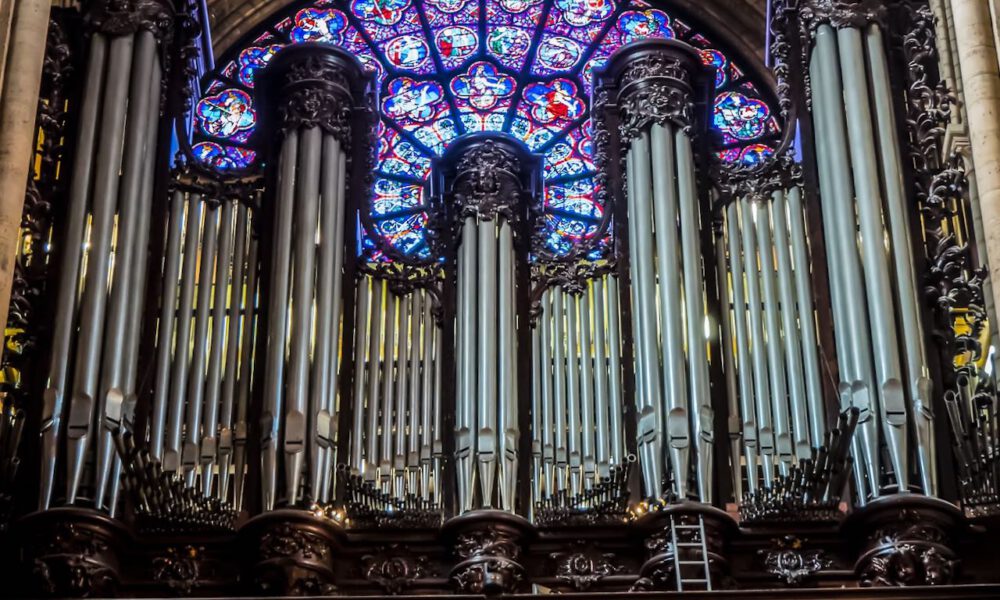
left=443, top=510, right=535, bottom=594
left=716, top=157, right=795, bottom=205
left=255, top=43, right=375, bottom=150
left=593, top=39, right=711, bottom=148
left=796, top=0, right=887, bottom=40
left=844, top=494, right=963, bottom=587
left=87, top=0, right=174, bottom=42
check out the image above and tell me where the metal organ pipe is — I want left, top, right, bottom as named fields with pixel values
left=676, top=127, right=714, bottom=502
left=865, top=24, right=936, bottom=494
left=755, top=196, right=793, bottom=473
left=201, top=200, right=236, bottom=497
left=219, top=205, right=249, bottom=501
left=65, top=32, right=134, bottom=505
left=725, top=202, right=759, bottom=495
left=39, top=33, right=107, bottom=510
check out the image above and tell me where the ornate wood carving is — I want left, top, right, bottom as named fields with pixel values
left=551, top=544, right=623, bottom=591
left=361, top=546, right=435, bottom=595
left=152, top=546, right=203, bottom=596
left=87, top=0, right=174, bottom=43
left=759, top=536, right=834, bottom=585
left=444, top=510, right=533, bottom=595
left=239, top=510, right=343, bottom=597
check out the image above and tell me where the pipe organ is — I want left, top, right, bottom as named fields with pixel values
left=9, top=0, right=1000, bottom=596
left=593, top=39, right=717, bottom=503
left=433, top=135, right=538, bottom=514
left=38, top=0, right=173, bottom=512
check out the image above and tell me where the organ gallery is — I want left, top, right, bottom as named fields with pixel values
left=2, top=0, right=1000, bottom=597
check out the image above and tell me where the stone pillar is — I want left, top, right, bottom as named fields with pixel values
left=592, top=38, right=715, bottom=503
left=0, top=0, right=49, bottom=360
left=950, top=0, right=1000, bottom=321
left=253, top=43, right=374, bottom=510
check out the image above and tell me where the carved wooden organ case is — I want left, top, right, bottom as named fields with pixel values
left=4, top=0, right=1000, bottom=598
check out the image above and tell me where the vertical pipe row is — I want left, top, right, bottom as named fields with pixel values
left=721, top=189, right=830, bottom=496
left=530, top=273, right=625, bottom=506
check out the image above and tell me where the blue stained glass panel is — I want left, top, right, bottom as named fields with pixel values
left=195, top=0, right=783, bottom=258
left=196, top=89, right=256, bottom=139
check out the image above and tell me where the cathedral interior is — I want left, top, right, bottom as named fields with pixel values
left=3, top=0, right=1000, bottom=597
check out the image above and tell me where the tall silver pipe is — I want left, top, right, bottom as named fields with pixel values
left=580, top=285, right=596, bottom=486
left=407, top=292, right=423, bottom=483
left=94, top=30, right=156, bottom=509
left=420, top=291, right=435, bottom=497
left=92, top=34, right=154, bottom=509
left=838, top=26, right=908, bottom=492
left=606, top=276, right=624, bottom=464
left=261, top=130, right=298, bottom=510
left=628, top=133, right=665, bottom=498
left=813, top=24, right=880, bottom=495
left=785, top=187, right=827, bottom=448
left=771, top=191, right=812, bottom=458
left=350, top=277, right=372, bottom=472
left=457, top=217, right=477, bottom=512
left=592, top=278, right=611, bottom=478
left=741, top=197, right=775, bottom=485
left=323, top=146, right=348, bottom=501
left=65, top=33, right=134, bottom=504
left=364, top=280, right=385, bottom=480
left=676, top=128, right=713, bottom=501
left=183, top=203, right=219, bottom=486
left=531, top=320, right=543, bottom=501
left=650, top=122, right=689, bottom=498
left=726, top=202, right=759, bottom=494
left=539, top=289, right=555, bottom=491
left=40, top=33, right=107, bottom=510
left=394, top=294, right=412, bottom=492
left=286, top=127, right=322, bottom=504
left=477, top=219, right=498, bottom=505
left=716, top=222, right=744, bottom=503
left=866, top=25, right=935, bottom=494
left=150, top=191, right=185, bottom=461
left=379, top=291, right=398, bottom=486
left=566, top=290, right=582, bottom=493
left=756, top=198, right=793, bottom=472
left=552, top=286, right=568, bottom=489
left=310, top=137, right=338, bottom=500
left=233, top=237, right=259, bottom=510
left=219, top=205, right=249, bottom=501
left=200, top=200, right=235, bottom=497
left=498, top=220, right=517, bottom=510
left=166, top=197, right=203, bottom=472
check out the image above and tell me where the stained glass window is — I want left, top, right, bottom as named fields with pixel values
left=193, top=0, right=782, bottom=259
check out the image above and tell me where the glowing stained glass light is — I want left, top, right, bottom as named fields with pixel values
left=196, top=89, right=255, bottom=139
left=713, top=91, right=770, bottom=140
left=194, top=0, right=782, bottom=258
left=451, top=62, right=516, bottom=111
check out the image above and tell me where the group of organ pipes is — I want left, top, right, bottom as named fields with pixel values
left=12, top=0, right=1000, bottom=595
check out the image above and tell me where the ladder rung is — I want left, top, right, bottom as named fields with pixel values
left=673, top=525, right=702, bottom=530
left=678, top=560, right=708, bottom=565
left=675, top=542, right=702, bottom=547
left=681, top=579, right=709, bottom=583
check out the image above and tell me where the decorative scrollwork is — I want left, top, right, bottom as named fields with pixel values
left=856, top=508, right=960, bottom=587
left=259, top=523, right=331, bottom=561
left=452, top=139, right=524, bottom=223
left=759, top=536, right=833, bottom=586
left=25, top=521, right=121, bottom=598
left=450, top=526, right=526, bottom=594
left=798, top=0, right=887, bottom=41
left=551, top=545, right=622, bottom=591
left=361, top=547, right=434, bottom=595
left=152, top=546, right=202, bottom=596
left=88, top=0, right=174, bottom=43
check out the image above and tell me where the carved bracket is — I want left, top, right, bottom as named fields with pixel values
left=551, top=543, right=623, bottom=591
left=239, top=510, right=344, bottom=596
left=444, top=510, right=534, bottom=595
left=759, top=536, right=834, bottom=586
